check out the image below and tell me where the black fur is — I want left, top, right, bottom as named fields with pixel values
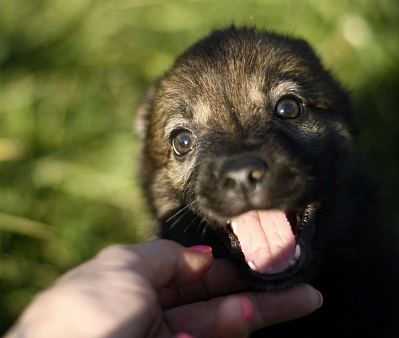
left=137, top=26, right=399, bottom=336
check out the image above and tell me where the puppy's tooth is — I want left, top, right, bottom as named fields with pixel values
left=231, top=220, right=238, bottom=236
left=248, top=261, right=258, bottom=271
left=294, top=244, right=301, bottom=260
left=296, top=214, right=301, bottom=227
left=289, top=245, right=301, bottom=266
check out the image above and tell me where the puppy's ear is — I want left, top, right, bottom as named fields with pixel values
left=135, top=86, right=156, bottom=140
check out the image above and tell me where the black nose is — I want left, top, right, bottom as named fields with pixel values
left=220, top=156, right=267, bottom=193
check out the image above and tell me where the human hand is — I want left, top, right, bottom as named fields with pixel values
left=5, top=239, right=322, bottom=338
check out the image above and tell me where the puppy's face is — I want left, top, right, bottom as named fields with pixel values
left=138, top=27, right=356, bottom=290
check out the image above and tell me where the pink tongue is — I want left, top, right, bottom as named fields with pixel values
left=232, top=210, right=296, bottom=274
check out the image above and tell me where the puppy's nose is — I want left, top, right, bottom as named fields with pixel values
left=220, top=156, right=267, bottom=193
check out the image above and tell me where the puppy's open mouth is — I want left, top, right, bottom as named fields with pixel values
left=226, top=205, right=316, bottom=281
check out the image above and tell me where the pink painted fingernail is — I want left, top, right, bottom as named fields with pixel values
left=239, top=296, right=254, bottom=323
left=316, top=290, right=323, bottom=309
left=176, top=333, right=195, bottom=338
left=188, top=245, right=212, bottom=253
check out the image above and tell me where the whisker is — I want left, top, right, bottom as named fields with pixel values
left=166, top=205, right=190, bottom=223
left=200, top=222, right=209, bottom=242
left=190, top=219, right=205, bottom=235
left=142, top=226, right=159, bottom=241
left=183, top=214, right=201, bottom=233
left=168, top=208, right=192, bottom=230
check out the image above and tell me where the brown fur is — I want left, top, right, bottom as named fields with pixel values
left=136, top=26, right=398, bottom=336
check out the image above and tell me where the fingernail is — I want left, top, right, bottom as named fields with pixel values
left=188, top=245, right=212, bottom=253
left=176, top=333, right=195, bottom=338
left=316, top=290, right=323, bottom=309
left=239, top=296, right=254, bottom=323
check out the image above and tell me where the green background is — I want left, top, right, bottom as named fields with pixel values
left=1, top=0, right=398, bottom=332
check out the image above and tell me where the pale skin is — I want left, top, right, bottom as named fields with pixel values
left=5, top=239, right=322, bottom=338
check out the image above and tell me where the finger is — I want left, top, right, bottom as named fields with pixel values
left=174, top=334, right=195, bottom=338
left=164, top=284, right=321, bottom=337
left=160, top=258, right=248, bottom=309
left=95, top=240, right=214, bottom=289
left=174, top=332, right=195, bottom=338
left=215, top=296, right=253, bottom=338
left=248, top=284, right=322, bottom=330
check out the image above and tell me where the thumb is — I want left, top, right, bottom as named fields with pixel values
left=96, top=240, right=214, bottom=289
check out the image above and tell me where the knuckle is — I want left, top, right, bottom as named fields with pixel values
left=96, top=244, right=139, bottom=265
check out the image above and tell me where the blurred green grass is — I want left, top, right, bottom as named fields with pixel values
left=1, top=0, right=398, bottom=332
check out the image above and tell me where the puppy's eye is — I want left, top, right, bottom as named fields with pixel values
left=275, top=97, right=302, bottom=119
left=171, top=129, right=198, bottom=156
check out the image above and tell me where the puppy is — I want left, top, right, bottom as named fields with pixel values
left=136, top=26, right=398, bottom=336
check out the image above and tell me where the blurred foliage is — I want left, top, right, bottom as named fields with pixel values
left=0, top=0, right=398, bottom=332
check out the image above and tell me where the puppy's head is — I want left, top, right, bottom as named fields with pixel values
left=137, top=26, right=356, bottom=290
